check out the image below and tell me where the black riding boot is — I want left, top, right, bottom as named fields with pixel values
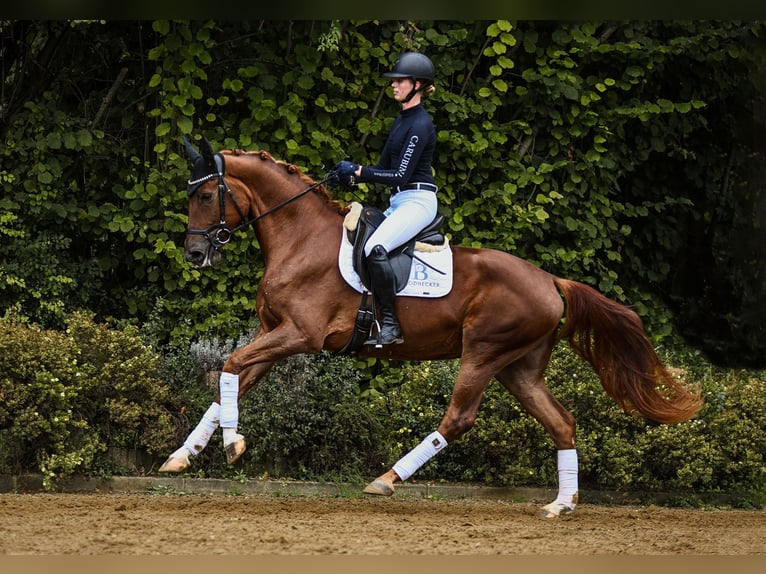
left=364, top=244, right=404, bottom=345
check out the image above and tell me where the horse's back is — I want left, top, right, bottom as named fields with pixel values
left=451, top=245, right=561, bottom=307
left=403, top=246, right=564, bottom=347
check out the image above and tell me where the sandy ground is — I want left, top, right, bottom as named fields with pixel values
left=0, top=492, right=764, bottom=555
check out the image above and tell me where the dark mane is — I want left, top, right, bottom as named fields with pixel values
left=222, top=149, right=349, bottom=215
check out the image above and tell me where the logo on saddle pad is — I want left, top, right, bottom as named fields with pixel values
left=338, top=203, right=453, bottom=298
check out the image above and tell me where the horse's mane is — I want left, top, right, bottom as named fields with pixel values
left=222, top=149, right=349, bottom=216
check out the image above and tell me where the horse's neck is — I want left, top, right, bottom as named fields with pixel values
left=252, top=195, right=343, bottom=266
left=231, top=154, right=344, bottom=266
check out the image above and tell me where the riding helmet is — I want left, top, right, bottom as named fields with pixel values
left=383, top=52, right=435, bottom=86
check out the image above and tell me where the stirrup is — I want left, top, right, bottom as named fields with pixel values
left=364, top=321, right=403, bottom=347
left=364, top=334, right=404, bottom=347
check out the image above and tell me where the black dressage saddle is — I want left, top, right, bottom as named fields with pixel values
left=336, top=206, right=446, bottom=355
left=347, top=205, right=446, bottom=292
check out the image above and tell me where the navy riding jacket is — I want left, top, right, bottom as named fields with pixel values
left=357, top=103, right=436, bottom=190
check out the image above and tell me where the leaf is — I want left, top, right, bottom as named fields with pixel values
left=498, top=56, right=514, bottom=69
left=492, top=79, right=508, bottom=93
left=155, top=123, right=171, bottom=137
left=500, top=32, right=517, bottom=47
left=177, top=116, right=193, bottom=134
left=492, top=41, right=507, bottom=55
left=561, top=84, right=578, bottom=100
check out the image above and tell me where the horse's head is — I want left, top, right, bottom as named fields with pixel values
left=183, top=136, right=248, bottom=267
left=182, top=136, right=346, bottom=268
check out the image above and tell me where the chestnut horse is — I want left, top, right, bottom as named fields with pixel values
left=159, top=138, right=702, bottom=518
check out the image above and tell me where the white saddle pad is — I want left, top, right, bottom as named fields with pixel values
left=338, top=229, right=453, bottom=298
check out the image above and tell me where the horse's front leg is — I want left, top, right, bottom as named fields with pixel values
left=215, top=322, right=326, bottom=465
left=160, top=317, right=324, bottom=473
left=158, top=360, right=275, bottom=473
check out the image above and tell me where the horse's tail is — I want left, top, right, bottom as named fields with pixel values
left=553, top=277, right=703, bottom=424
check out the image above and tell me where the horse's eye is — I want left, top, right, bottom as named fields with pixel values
left=199, top=191, right=214, bottom=204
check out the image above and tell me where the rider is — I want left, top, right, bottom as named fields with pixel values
left=334, top=51, right=439, bottom=346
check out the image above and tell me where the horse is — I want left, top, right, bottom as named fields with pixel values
left=158, top=137, right=703, bottom=518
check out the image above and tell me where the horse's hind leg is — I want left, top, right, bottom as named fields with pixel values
left=495, top=350, right=579, bottom=518
left=363, top=361, right=493, bottom=496
left=159, top=360, right=275, bottom=473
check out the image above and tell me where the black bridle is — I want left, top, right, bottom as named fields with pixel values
left=185, top=156, right=336, bottom=251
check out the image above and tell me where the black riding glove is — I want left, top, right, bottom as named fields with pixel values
left=333, top=160, right=359, bottom=187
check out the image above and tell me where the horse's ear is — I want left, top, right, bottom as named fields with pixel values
left=201, top=136, right=217, bottom=170
left=183, top=137, right=202, bottom=162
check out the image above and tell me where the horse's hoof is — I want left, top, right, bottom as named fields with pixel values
left=158, top=455, right=189, bottom=473
left=363, top=479, right=395, bottom=496
left=225, top=437, right=246, bottom=465
left=540, top=501, right=575, bottom=519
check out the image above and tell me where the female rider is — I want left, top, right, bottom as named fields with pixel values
left=334, top=51, right=438, bottom=346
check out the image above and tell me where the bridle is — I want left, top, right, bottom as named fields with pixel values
left=185, top=156, right=335, bottom=251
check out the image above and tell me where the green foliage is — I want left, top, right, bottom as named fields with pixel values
left=0, top=312, right=177, bottom=489
left=238, top=352, right=388, bottom=482
left=1, top=312, right=765, bottom=505
left=1, top=20, right=765, bottom=362
left=171, top=351, right=388, bottom=482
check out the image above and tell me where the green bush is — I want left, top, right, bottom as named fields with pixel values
left=1, top=313, right=764, bottom=507
left=0, top=312, right=177, bottom=488
left=237, top=353, right=388, bottom=482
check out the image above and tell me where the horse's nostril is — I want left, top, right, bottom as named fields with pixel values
left=185, top=248, right=206, bottom=264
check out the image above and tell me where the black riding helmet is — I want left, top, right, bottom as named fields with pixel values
left=383, top=52, right=435, bottom=103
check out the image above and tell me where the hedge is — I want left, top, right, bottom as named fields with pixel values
left=1, top=314, right=764, bottom=508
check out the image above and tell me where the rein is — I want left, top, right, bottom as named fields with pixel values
left=186, top=168, right=335, bottom=251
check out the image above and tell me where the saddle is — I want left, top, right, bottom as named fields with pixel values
left=346, top=204, right=446, bottom=292
left=336, top=204, right=446, bottom=355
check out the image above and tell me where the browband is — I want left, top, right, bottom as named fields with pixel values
left=187, top=153, right=225, bottom=196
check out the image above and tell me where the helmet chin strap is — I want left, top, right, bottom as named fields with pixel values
left=402, top=78, right=420, bottom=104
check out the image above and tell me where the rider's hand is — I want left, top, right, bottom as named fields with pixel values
left=334, top=160, right=359, bottom=176
left=332, top=160, right=359, bottom=187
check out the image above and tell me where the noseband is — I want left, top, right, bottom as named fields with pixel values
left=186, top=162, right=334, bottom=251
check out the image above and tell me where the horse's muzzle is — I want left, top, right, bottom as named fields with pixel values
left=184, top=236, right=221, bottom=267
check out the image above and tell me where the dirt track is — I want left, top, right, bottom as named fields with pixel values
left=0, top=492, right=764, bottom=555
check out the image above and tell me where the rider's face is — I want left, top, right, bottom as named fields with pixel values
left=391, top=77, right=417, bottom=103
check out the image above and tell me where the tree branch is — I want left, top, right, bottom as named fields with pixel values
left=91, top=67, right=128, bottom=131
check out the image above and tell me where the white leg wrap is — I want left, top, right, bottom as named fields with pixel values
left=555, top=448, right=579, bottom=508
left=182, top=402, right=220, bottom=456
left=392, top=431, right=448, bottom=481
left=222, top=427, right=242, bottom=446
left=219, top=372, right=239, bottom=429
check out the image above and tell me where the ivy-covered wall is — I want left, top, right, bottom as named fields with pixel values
left=2, top=20, right=765, bottom=364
